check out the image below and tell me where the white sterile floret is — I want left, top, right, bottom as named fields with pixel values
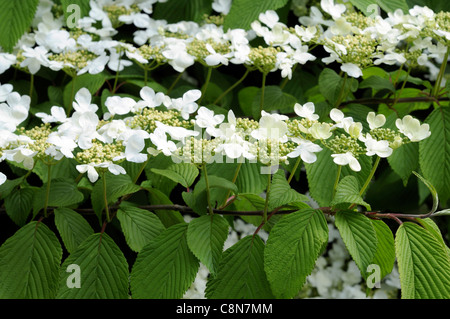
left=105, top=95, right=137, bottom=116
left=204, top=43, right=232, bottom=66
left=162, top=39, right=195, bottom=73
left=212, top=0, right=232, bottom=15
left=149, top=127, right=178, bottom=156
left=72, top=88, right=98, bottom=113
left=46, top=133, right=77, bottom=159
left=0, top=92, right=31, bottom=132
left=135, top=86, right=169, bottom=111
left=395, top=115, right=431, bottom=142
left=361, top=134, right=393, bottom=158
left=36, top=106, right=67, bottom=123
left=0, top=83, right=13, bottom=102
left=329, top=108, right=354, bottom=130
left=0, top=172, right=6, bottom=186
left=77, top=52, right=109, bottom=75
left=287, top=138, right=323, bottom=163
left=0, top=53, right=16, bottom=75
left=3, top=146, right=37, bottom=170
left=20, top=45, right=50, bottom=75
left=76, top=163, right=99, bottom=183
left=195, top=106, right=225, bottom=135
left=167, top=89, right=202, bottom=120
left=251, top=111, right=289, bottom=142
left=155, top=121, right=199, bottom=141
left=321, top=0, right=346, bottom=20
left=294, top=102, right=319, bottom=121
left=341, top=63, right=363, bottom=78
left=117, top=131, right=150, bottom=163
left=309, top=122, right=332, bottom=140
left=331, top=152, right=361, bottom=172
left=259, top=10, right=280, bottom=29
left=366, top=112, right=386, bottom=130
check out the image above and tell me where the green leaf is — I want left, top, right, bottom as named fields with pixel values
left=145, top=187, right=186, bottom=227
left=54, top=208, right=94, bottom=254
left=0, top=221, right=62, bottom=298
left=252, top=86, right=298, bottom=117
left=205, top=235, right=274, bottom=299
left=56, top=233, right=130, bottom=299
left=4, top=187, right=36, bottom=226
left=370, top=219, right=395, bottom=283
left=151, top=162, right=199, bottom=189
left=264, top=209, right=328, bottom=298
left=331, top=175, right=371, bottom=210
left=91, top=173, right=141, bottom=222
left=238, top=86, right=259, bottom=117
left=130, top=223, right=199, bottom=299
left=359, top=75, right=395, bottom=94
left=349, top=0, right=408, bottom=15
left=335, top=211, right=378, bottom=279
left=32, top=158, right=79, bottom=183
left=33, top=179, right=84, bottom=216
left=0, top=0, right=39, bottom=52
left=223, top=0, right=289, bottom=31
left=419, top=107, right=450, bottom=205
left=388, top=142, right=419, bottom=186
left=405, top=0, right=450, bottom=12
left=395, top=222, right=450, bottom=299
left=187, top=214, right=229, bottom=275
left=319, top=68, right=357, bottom=107
left=153, top=0, right=211, bottom=23
left=116, top=203, right=166, bottom=253
left=269, top=170, right=310, bottom=210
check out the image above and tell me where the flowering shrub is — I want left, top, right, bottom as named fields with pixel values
left=0, top=0, right=449, bottom=299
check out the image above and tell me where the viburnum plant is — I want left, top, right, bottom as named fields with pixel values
left=0, top=0, right=449, bottom=300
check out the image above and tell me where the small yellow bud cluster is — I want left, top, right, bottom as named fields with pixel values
left=187, top=38, right=231, bottom=66
left=127, top=108, right=192, bottom=132
left=16, top=124, right=52, bottom=160
left=331, top=34, right=378, bottom=68
left=248, top=46, right=281, bottom=74
left=75, top=139, right=125, bottom=165
left=203, top=14, right=225, bottom=26
left=344, top=12, right=374, bottom=31
left=138, top=44, right=167, bottom=64
left=103, top=4, right=141, bottom=28
left=323, top=133, right=364, bottom=158
left=49, top=50, right=98, bottom=75
left=256, top=138, right=295, bottom=165
left=369, top=127, right=406, bottom=149
left=427, top=11, right=450, bottom=44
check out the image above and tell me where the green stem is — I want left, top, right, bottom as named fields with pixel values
left=332, top=165, right=342, bottom=197
left=259, top=72, right=267, bottom=116
left=43, top=163, right=52, bottom=218
left=335, top=73, right=348, bottom=108
left=392, top=67, right=411, bottom=107
left=29, top=73, right=34, bottom=100
left=213, top=68, right=250, bottom=105
left=102, top=171, right=111, bottom=222
left=199, top=67, right=212, bottom=105
left=359, top=156, right=380, bottom=196
left=202, top=164, right=214, bottom=215
left=221, top=162, right=243, bottom=207
left=68, top=74, right=77, bottom=115
left=263, top=171, right=272, bottom=223
left=432, top=47, right=449, bottom=98
left=144, top=67, right=148, bottom=86
left=167, top=71, right=183, bottom=95
left=287, top=157, right=302, bottom=184
left=112, top=68, right=120, bottom=93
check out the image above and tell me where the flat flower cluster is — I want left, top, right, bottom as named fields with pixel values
left=0, top=80, right=430, bottom=185
left=0, top=0, right=449, bottom=80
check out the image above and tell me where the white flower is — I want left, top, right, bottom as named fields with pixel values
left=72, top=88, right=98, bottom=113
left=341, top=63, right=363, bottom=78
left=0, top=92, right=30, bottom=132
left=135, top=86, right=169, bottom=111
left=36, top=106, right=67, bottom=123
left=259, top=10, right=280, bottom=28
left=105, top=95, right=136, bottom=116
left=204, top=43, right=231, bottom=66
left=346, top=122, right=363, bottom=139
left=329, top=108, right=353, bottom=129
left=149, top=127, right=177, bottom=156
left=195, top=106, right=225, bottom=135
left=162, top=39, right=195, bottom=73
left=3, top=146, right=36, bottom=170
left=287, top=138, right=323, bottom=163
left=167, top=89, right=202, bottom=120
left=294, top=102, right=319, bottom=121
left=76, top=163, right=99, bottom=183
left=212, top=0, right=232, bottom=15
left=116, top=130, right=150, bottom=163
left=321, top=0, right=346, bottom=20
left=107, top=50, right=133, bottom=72
left=0, top=83, right=13, bottom=102
left=46, top=133, right=77, bottom=159
left=155, top=121, right=199, bottom=141
left=361, top=134, right=393, bottom=158
left=77, top=52, right=109, bottom=75
left=395, top=115, right=431, bottom=142
left=251, top=111, right=288, bottom=142
left=97, top=119, right=129, bottom=143
left=0, top=53, right=16, bottom=74
left=309, top=122, right=332, bottom=140
left=0, top=172, right=6, bottom=186
left=20, top=45, right=50, bottom=74
left=366, top=112, right=386, bottom=130
left=331, top=152, right=361, bottom=172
